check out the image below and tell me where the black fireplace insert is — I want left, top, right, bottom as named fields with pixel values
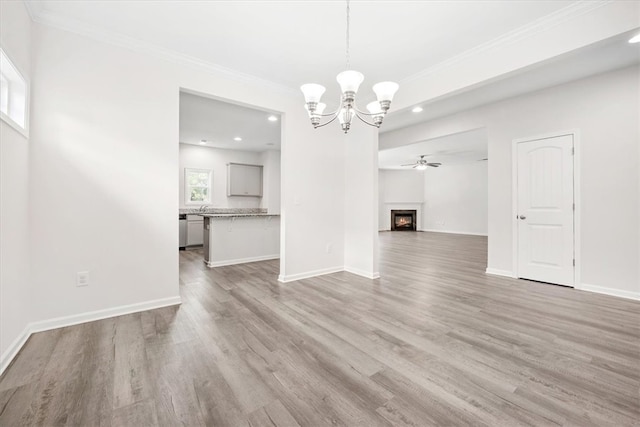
left=391, top=210, right=417, bottom=231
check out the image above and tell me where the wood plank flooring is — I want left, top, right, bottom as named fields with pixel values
left=1, top=231, right=639, bottom=426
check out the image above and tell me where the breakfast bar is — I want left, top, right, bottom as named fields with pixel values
left=201, top=213, right=280, bottom=267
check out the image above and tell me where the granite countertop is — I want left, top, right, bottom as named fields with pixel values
left=180, top=207, right=267, bottom=215
left=200, top=213, right=280, bottom=218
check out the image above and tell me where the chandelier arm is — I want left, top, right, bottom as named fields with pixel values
left=317, top=106, right=342, bottom=117
left=316, top=96, right=345, bottom=117
left=314, top=113, right=340, bottom=128
left=354, top=111, right=379, bottom=127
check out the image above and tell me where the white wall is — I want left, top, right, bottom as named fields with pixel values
left=344, top=125, right=379, bottom=279
left=179, top=144, right=275, bottom=209
left=423, top=162, right=488, bottom=235
left=0, top=1, right=32, bottom=367
left=380, top=170, right=424, bottom=203
left=278, top=106, right=345, bottom=281
left=381, top=65, right=640, bottom=297
left=260, top=149, right=281, bottom=214
left=27, top=21, right=347, bottom=324
left=29, top=24, right=181, bottom=322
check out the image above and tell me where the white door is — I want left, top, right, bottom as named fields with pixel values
left=517, top=134, right=574, bottom=286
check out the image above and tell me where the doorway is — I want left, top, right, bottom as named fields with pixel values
left=178, top=89, right=282, bottom=270
left=513, top=133, right=577, bottom=287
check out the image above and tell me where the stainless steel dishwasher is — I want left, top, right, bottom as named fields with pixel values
left=179, top=214, right=187, bottom=250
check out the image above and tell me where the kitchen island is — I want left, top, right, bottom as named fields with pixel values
left=201, top=213, right=280, bottom=267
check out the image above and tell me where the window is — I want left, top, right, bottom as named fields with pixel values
left=0, top=48, right=28, bottom=136
left=185, top=168, right=212, bottom=204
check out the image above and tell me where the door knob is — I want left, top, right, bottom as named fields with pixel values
left=519, top=215, right=526, bottom=220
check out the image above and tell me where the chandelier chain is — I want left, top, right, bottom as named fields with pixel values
left=346, top=0, right=350, bottom=69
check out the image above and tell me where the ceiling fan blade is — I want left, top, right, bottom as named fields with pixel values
left=400, top=163, right=416, bottom=166
left=427, top=164, right=440, bottom=167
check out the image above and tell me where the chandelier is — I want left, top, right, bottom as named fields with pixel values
left=300, top=0, right=399, bottom=134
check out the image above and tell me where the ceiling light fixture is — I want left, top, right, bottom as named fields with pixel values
left=267, top=115, right=278, bottom=122
left=300, top=0, right=398, bottom=134
left=200, top=139, right=207, bottom=145
left=233, top=137, right=242, bottom=141
left=412, top=106, right=423, bottom=113
left=629, top=34, right=640, bottom=43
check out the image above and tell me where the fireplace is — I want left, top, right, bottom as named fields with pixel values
left=391, top=210, right=417, bottom=231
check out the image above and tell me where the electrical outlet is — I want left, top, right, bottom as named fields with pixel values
left=326, top=243, right=333, bottom=254
left=77, top=271, right=89, bottom=287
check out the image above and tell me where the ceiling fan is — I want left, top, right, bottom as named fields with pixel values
left=401, top=155, right=442, bottom=170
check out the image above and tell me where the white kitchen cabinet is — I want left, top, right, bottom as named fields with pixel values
left=227, top=163, right=263, bottom=197
left=187, top=215, right=204, bottom=246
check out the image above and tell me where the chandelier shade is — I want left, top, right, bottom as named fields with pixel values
left=336, top=70, right=365, bottom=94
left=366, top=101, right=383, bottom=116
left=373, top=82, right=400, bottom=102
left=300, top=83, right=326, bottom=104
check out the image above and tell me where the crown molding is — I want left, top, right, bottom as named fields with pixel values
left=401, top=0, right=612, bottom=85
left=22, top=0, right=43, bottom=21
left=23, top=1, right=297, bottom=95
left=23, top=0, right=612, bottom=95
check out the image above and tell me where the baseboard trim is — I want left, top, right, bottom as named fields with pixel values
left=0, top=296, right=182, bottom=376
left=580, top=284, right=640, bottom=301
left=0, top=324, right=32, bottom=376
left=344, top=266, right=380, bottom=280
left=278, top=266, right=344, bottom=283
left=420, top=229, right=488, bottom=237
left=207, top=254, right=279, bottom=268
left=29, top=296, right=182, bottom=334
left=485, top=268, right=515, bottom=278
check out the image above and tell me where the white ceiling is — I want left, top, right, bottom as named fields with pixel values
left=378, top=128, right=487, bottom=170
left=382, top=30, right=640, bottom=132
left=25, top=0, right=638, bottom=151
left=179, top=91, right=281, bottom=151
left=27, top=0, right=575, bottom=94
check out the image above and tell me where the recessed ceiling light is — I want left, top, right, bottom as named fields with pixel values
left=412, top=106, right=423, bottom=113
left=266, top=142, right=275, bottom=146
left=267, top=115, right=278, bottom=122
left=629, top=34, right=640, bottom=44
left=233, top=137, right=242, bottom=141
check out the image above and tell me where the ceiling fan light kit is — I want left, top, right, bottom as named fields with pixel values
left=401, top=155, right=442, bottom=169
left=301, top=0, right=399, bottom=134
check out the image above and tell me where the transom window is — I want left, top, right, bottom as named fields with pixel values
left=0, top=48, right=28, bottom=136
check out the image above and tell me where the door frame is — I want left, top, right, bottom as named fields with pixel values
left=511, top=129, right=581, bottom=289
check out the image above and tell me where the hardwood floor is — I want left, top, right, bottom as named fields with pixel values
left=1, top=231, right=639, bottom=426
